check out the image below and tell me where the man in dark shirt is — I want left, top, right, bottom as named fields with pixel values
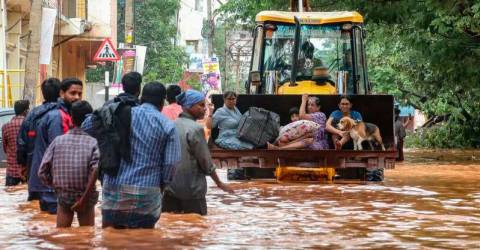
left=17, top=78, right=61, bottom=199
left=29, top=78, right=83, bottom=214
left=3, top=100, right=29, bottom=186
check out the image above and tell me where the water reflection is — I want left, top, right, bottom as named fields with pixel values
left=0, top=150, right=479, bottom=249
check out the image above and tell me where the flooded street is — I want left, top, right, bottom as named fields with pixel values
left=1, top=150, right=479, bottom=249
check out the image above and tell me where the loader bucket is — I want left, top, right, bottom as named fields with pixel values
left=275, top=166, right=336, bottom=182
left=210, top=94, right=395, bottom=149
left=209, top=94, right=395, bottom=181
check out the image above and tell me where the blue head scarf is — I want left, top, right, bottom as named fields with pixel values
left=176, top=90, right=205, bottom=109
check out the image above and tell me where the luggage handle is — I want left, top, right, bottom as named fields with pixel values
left=257, top=108, right=270, bottom=146
left=252, top=107, right=274, bottom=147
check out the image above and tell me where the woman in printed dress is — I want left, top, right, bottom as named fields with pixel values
left=268, top=94, right=329, bottom=150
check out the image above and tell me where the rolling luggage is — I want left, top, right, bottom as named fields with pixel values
left=237, top=107, right=280, bottom=147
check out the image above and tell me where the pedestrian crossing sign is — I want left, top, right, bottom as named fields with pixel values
left=93, top=38, right=120, bottom=62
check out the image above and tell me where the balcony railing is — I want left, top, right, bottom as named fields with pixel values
left=60, top=0, right=87, bottom=20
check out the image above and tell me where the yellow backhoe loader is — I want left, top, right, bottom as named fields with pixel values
left=209, top=0, right=396, bottom=182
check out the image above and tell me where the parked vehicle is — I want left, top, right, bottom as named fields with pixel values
left=0, top=108, right=16, bottom=167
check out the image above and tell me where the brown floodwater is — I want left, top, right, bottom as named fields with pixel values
left=1, top=150, right=479, bottom=249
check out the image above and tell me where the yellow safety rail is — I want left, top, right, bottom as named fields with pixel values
left=0, top=69, right=26, bottom=108
left=77, top=0, right=86, bottom=19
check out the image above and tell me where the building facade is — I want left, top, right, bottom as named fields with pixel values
left=176, top=0, right=221, bottom=73
left=1, top=0, right=117, bottom=106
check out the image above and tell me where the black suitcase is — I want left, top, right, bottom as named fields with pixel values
left=237, top=107, right=280, bottom=147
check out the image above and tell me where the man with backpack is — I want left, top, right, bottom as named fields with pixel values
left=17, top=78, right=61, bottom=200
left=103, top=71, right=141, bottom=107
left=28, top=78, right=83, bottom=214
left=82, top=71, right=141, bottom=182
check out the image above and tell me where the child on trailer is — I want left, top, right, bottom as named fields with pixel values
left=38, top=101, right=99, bottom=227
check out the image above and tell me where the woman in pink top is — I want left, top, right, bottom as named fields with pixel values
left=162, top=85, right=183, bottom=120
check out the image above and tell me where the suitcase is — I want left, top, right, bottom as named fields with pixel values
left=237, top=107, right=280, bottom=147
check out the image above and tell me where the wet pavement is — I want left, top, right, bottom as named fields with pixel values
left=0, top=150, right=479, bottom=249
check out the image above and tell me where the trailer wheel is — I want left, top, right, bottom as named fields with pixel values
left=227, top=168, right=247, bottom=180
left=366, top=168, right=384, bottom=182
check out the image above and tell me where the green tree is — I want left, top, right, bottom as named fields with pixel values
left=134, top=0, right=187, bottom=83
left=365, top=1, right=480, bottom=148
left=217, top=0, right=480, bottom=148
left=212, top=22, right=241, bottom=92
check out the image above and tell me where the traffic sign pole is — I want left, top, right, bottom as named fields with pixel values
left=105, top=70, right=110, bottom=102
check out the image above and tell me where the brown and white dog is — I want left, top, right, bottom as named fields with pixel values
left=337, top=117, right=385, bottom=151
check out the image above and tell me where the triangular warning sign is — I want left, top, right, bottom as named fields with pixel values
left=93, top=38, right=120, bottom=62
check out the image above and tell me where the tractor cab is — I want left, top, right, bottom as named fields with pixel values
left=248, top=11, right=369, bottom=95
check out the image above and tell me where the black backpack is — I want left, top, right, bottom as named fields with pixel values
left=91, top=99, right=135, bottom=177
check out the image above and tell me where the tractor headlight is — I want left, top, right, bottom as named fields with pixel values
left=250, top=71, right=261, bottom=86
left=342, top=23, right=353, bottom=31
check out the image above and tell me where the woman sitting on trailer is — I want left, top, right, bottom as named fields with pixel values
left=205, top=91, right=254, bottom=180
left=325, top=95, right=363, bottom=150
left=268, top=94, right=329, bottom=150
left=206, top=91, right=254, bottom=150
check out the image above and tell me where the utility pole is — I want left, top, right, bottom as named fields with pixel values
left=290, top=0, right=310, bottom=12
left=23, top=0, right=43, bottom=104
left=235, top=47, right=241, bottom=92
left=125, top=0, right=134, bottom=47
left=1, top=0, right=8, bottom=107
left=224, top=29, right=228, bottom=86
left=123, top=0, right=135, bottom=76
left=206, top=0, right=213, bottom=57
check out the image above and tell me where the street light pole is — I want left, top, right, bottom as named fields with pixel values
left=206, top=0, right=213, bottom=57
left=0, top=0, right=8, bottom=107
left=125, top=0, right=134, bottom=47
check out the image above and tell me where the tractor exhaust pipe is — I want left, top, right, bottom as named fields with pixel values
left=290, top=0, right=311, bottom=12
left=289, top=16, right=301, bottom=87
left=298, top=0, right=304, bottom=12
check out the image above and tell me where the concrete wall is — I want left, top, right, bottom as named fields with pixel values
left=2, top=0, right=116, bottom=105
left=84, top=82, right=107, bottom=109
left=53, top=0, right=117, bottom=103
left=177, top=0, right=222, bottom=55
left=178, top=0, right=203, bottom=44
left=2, top=1, right=29, bottom=106
left=82, top=0, right=117, bottom=41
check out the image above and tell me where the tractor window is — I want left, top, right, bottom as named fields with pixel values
left=252, top=26, right=264, bottom=73
left=262, top=24, right=354, bottom=93
left=250, top=26, right=264, bottom=94
left=263, top=25, right=295, bottom=93
left=354, top=27, right=367, bottom=94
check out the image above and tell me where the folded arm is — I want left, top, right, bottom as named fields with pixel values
left=38, top=140, right=56, bottom=186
